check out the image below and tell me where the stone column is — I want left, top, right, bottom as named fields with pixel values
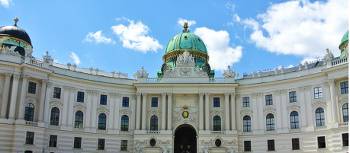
left=130, top=96, right=136, bottom=130
left=0, top=73, right=11, bottom=118
left=108, top=94, right=115, bottom=130
left=328, top=80, right=339, bottom=124
left=304, top=86, right=313, bottom=129
left=199, top=93, right=204, bottom=130
left=161, top=93, right=166, bottom=130
left=281, top=91, right=288, bottom=130
left=252, top=94, right=258, bottom=131
left=8, top=74, right=20, bottom=120
left=91, top=91, right=98, bottom=129
left=67, top=89, right=75, bottom=127
left=205, top=93, right=210, bottom=130
left=299, top=87, right=307, bottom=128
left=141, top=93, right=147, bottom=130
left=62, top=87, right=70, bottom=127
left=224, top=93, right=230, bottom=130
left=38, top=80, right=47, bottom=122
left=167, top=93, right=172, bottom=130
left=136, top=93, right=141, bottom=130
left=275, top=91, right=283, bottom=131
left=43, top=83, right=52, bottom=124
left=230, top=93, right=236, bottom=130
left=17, top=76, right=28, bottom=120
left=257, top=93, right=264, bottom=131
left=115, top=94, right=121, bottom=130
left=85, top=90, right=93, bottom=129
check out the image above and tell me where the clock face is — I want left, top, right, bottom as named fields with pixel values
left=182, top=111, right=189, bottom=119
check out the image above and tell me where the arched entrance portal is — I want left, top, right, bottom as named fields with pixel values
left=174, top=124, right=197, bottom=153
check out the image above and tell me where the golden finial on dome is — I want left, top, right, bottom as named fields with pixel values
left=183, top=22, right=189, bottom=32
left=13, top=17, right=19, bottom=26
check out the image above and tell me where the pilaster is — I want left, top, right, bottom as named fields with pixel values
left=0, top=73, right=11, bottom=118
left=8, top=74, right=20, bottom=120
left=17, top=75, right=28, bottom=120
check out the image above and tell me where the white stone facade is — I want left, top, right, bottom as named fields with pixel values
left=0, top=43, right=348, bottom=153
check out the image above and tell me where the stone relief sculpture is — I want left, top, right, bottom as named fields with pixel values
left=163, top=51, right=208, bottom=78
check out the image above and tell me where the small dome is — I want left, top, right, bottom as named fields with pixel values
left=165, top=27, right=207, bottom=54
left=0, top=18, right=32, bottom=46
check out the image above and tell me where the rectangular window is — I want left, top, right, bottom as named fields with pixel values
left=289, top=91, right=297, bottom=103
left=77, top=91, right=84, bottom=102
left=28, top=81, right=37, bottom=94
left=314, top=87, right=323, bottom=99
left=121, top=140, right=128, bottom=151
left=53, top=87, right=61, bottom=99
left=73, top=137, right=82, bottom=149
left=100, top=94, right=107, bottom=105
left=340, top=81, right=348, bottom=94
left=49, top=135, right=57, bottom=147
left=265, top=94, right=273, bottom=105
left=122, top=97, right=129, bottom=107
left=317, top=136, right=326, bottom=148
left=342, top=133, right=349, bottom=146
left=242, top=97, right=250, bottom=107
left=213, top=97, right=220, bottom=107
left=98, top=139, right=105, bottom=150
left=267, top=140, right=275, bottom=151
left=25, top=131, right=34, bottom=145
left=244, top=141, right=251, bottom=152
left=292, top=138, right=300, bottom=150
left=151, top=97, right=158, bottom=107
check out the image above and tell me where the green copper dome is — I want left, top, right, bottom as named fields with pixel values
left=158, top=22, right=214, bottom=78
left=339, top=31, right=348, bottom=59
left=339, top=31, right=348, bottom=48
left=165, top=31, right=207, bottom=53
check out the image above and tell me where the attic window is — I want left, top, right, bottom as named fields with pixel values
left=184, top=36, right=188, bottom=39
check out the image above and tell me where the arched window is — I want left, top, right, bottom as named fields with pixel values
left=121, top=115, right=129, bottom=131
left=266, top=113, right=275, bottom=131
left=150, top=115, right=158, bottom=131
left=74, top=111, right=84, bottom=128
left=290, top=111, right=299, bottom=129
left=243, top=115, right=251, bottom=132
left=315, top=107, right=325, bottom=127
left=98, top=113, right=106, bottom=130
left=342, top=103, right=348, bottom=123
left=213, top=115, right=221, bottom=131
left=50, top=107, right=60, bottom=126
left=24, top=103, right=34, bottom=122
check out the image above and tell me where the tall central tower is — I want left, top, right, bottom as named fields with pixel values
left=158, top=23, right=214, bottom=78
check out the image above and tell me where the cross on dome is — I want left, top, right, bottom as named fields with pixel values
left=13, top=17, right=19, bottom=26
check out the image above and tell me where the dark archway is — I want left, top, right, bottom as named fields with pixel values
left=174, top=124, right=197, bottom=153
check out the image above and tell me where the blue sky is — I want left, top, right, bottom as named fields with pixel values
left=0, top=0, right=348, bottom=78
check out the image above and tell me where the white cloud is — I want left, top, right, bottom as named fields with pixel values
left=69, top=52, right=80, bottom=65
left=0, top=0, right=11, bottom=8
left=242, top=0, right=348, bottom=60
left=111, top=19, right=162, bottom=53
left=194, top=27, right=242, bottom=71
left=84, top=30, right=115, bottom=44
left=177, top=18, right=196, bottom=27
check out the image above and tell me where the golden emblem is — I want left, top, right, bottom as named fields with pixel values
left=182, top=111, right=189, bottom=118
